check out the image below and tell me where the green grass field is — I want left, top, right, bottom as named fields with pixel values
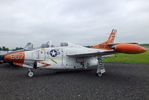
left=104, top=50, right=149, bottom=64
left=141, top=44, right=149, bottom=49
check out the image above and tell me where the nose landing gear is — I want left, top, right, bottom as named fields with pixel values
left=27, top=61, right=37, bottom=77
left=27, top=69, right=34, bottom=78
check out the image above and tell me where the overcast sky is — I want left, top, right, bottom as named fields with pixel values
left=0, top=0, right=149, bottom=48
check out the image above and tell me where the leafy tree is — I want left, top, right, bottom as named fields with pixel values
left=13, top=47, right=23, bottom=51
left=0, top=46, right=9, bottom=51
left=2, top=46, right=6, bottom=51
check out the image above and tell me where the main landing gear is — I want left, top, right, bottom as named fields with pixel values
left=27, top=61, right=37, bottom=77
left=96, top=57, right=106, bottom=77
left=27, top=69, right=34, bottom=78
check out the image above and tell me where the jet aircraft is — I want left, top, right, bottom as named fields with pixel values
left=0, top=29, right=146, bottom=77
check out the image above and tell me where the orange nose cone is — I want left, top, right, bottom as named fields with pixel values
left=4, top=54, right=12, bottom=62
left=115, top=44, right=146, bottom=54
left=4, top=52, right=25, bottom=63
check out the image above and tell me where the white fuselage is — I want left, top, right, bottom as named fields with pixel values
left=23, top=46, right=100, bottom=69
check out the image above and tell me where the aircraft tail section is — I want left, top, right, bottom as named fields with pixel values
left=92, top=29, right=117, bottom=49
left=105, top=29, right=116, bottom=44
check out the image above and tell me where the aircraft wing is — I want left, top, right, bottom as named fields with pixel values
left=67, top=50, right=116, bottom=58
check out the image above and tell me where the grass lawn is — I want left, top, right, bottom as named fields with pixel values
left=104, top=50, right=149, bottom=64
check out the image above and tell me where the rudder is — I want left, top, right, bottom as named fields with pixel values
left=92, top=29, right=117, bottom=49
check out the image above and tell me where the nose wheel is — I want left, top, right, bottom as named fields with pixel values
left=27, top=69, right=34, bottom=77
left=96, top=72, right=102, bottom=77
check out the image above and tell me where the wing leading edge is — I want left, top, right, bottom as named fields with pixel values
left=67, top=50, right=116, bottom=58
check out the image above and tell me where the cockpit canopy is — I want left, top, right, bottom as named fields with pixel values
left=60, top=42, right=84, bottom=48
left=60, top=42, right=68, bottom=47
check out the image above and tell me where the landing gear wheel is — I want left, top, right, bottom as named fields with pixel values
left=97, top=72, right=102, bottom=77
left=28, top=70, right=34, bottom=78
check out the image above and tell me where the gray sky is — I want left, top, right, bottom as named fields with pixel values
left=0, top=0, right=149, bottom=48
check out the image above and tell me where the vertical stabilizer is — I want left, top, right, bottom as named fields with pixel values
left=105, top=29, right=116, bottom=44
left=92, top=29, right=117, bottom=49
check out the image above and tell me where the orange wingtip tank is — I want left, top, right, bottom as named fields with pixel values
left=114, top=44, right=146, bottom=54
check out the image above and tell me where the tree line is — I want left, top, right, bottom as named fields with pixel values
left=0, top=46, right=9, bottom=51
left=0, top=46, right=23, bottom=51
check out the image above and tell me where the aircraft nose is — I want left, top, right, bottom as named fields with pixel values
left=4, top=54, right=13, bottom=62
left=4, top=52, right=25, bottom=63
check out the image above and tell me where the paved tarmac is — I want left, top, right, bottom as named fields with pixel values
left=0, top=63, right=149, bottom=100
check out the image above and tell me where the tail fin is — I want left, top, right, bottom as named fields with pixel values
left=92, top=29, right=117, bottom=49
left=105, top=29, right=116, bottom=44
